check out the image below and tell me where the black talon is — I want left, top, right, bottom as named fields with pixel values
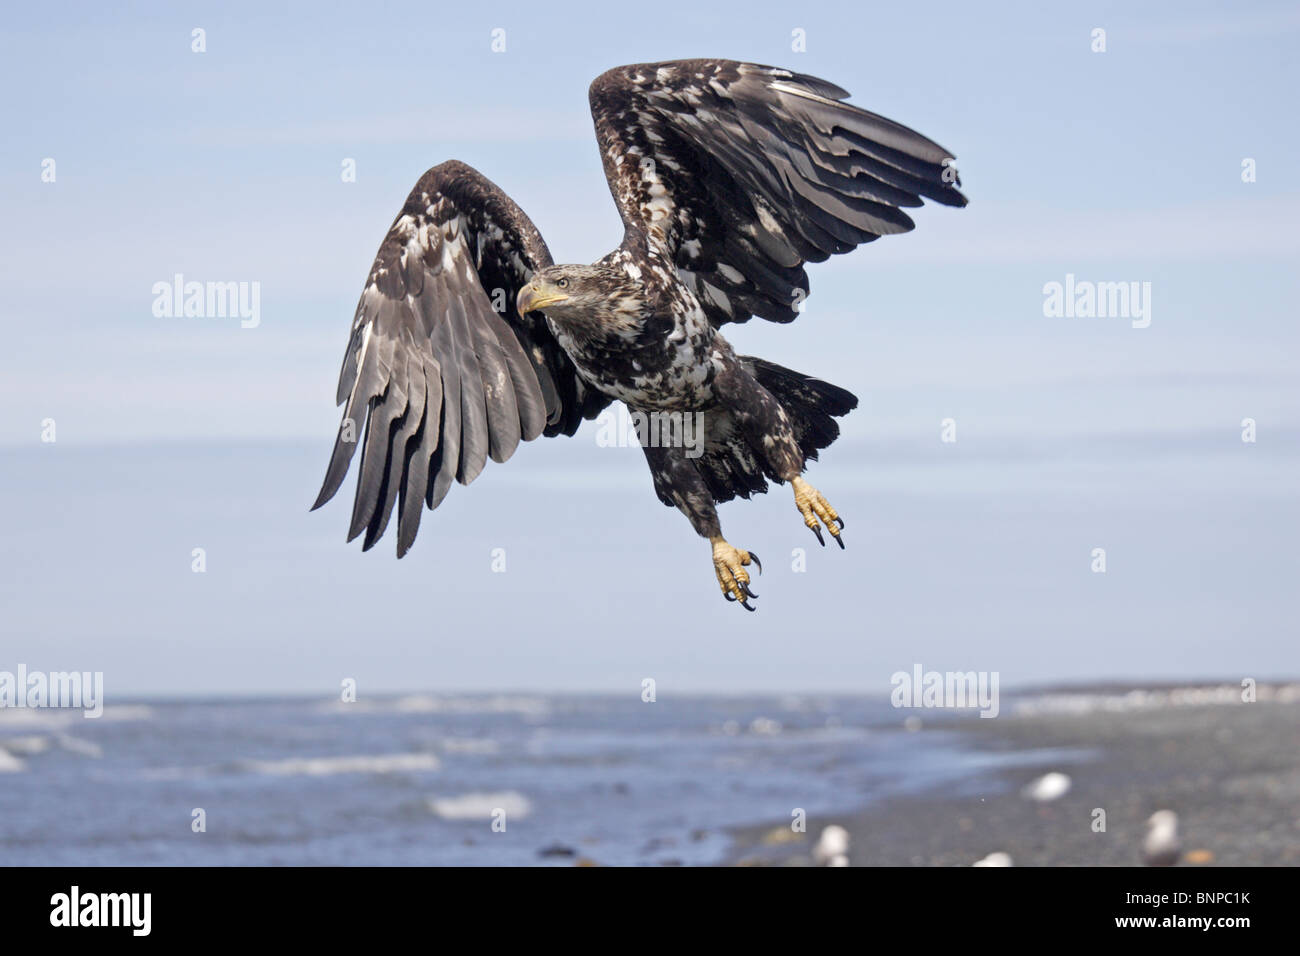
left=739, top=598, right=756, bottom=612
left=748, top=552, right=762, bottom=575
left=724, top=591, right=736, bottom=602
left=810, top=525, right=825, bottom=547
left=740, top=582, right=758, bottom=600
left=834, top=532, right=846, bottom=550
left=834, top=516, right=846, bottom=530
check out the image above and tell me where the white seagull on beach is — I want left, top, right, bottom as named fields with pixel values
left=1142, top=810, right=1181, bottom=866
left=1022, top=771, right=1072, bottom=802
left=812, top=825, right=850, bottom=866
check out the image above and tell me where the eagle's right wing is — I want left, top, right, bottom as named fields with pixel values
left=312, top=160, right=608, bottom=556
left=589, top=60, right=967, bottom=327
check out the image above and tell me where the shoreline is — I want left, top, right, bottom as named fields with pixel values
left=725, top=688, right=1300, bottom=866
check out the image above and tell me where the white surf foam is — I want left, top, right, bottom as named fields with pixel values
left=0, top=704, right=153, bottom=728
left=0, top=749, right=26, bottom=773
left=244, top=752, right=440, bottom=777
left=320, top=695, right=550, bottom=717
left=439, top=738, right=500, bottom=755
left=427, top=790, right=531, bottom=821
left=0, top=735, right=51, bottom=755
left=57, top=734, right=104, bottom=758
left=1013, top=682, right=1300, bottom=717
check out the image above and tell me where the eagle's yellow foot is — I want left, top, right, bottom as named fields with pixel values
left=792, top=476, right=845, bottom=549
left=710, top=536, right=762, bottom=611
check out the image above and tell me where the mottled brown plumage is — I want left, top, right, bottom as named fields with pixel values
left=314, top=59, right=965, bottom=605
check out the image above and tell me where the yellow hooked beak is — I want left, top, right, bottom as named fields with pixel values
left=516, top=282, right=569, bottom=317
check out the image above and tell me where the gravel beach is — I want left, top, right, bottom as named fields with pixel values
left=727, top=684, right=1300, bottom=867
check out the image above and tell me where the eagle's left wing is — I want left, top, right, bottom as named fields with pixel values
left=313, top=161, right=608, bottom=556
left=588, top=59, right=966, bottom=326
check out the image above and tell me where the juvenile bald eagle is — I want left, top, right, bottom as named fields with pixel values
left=313, top=59, right=966, bottom=610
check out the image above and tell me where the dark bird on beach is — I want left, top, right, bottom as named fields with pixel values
left=312, top=59, right=966, bottom=609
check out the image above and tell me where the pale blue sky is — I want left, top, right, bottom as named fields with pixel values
left=1, top=1, right=1297, bottom=694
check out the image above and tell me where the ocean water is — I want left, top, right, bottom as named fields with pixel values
left=0, top=694, right=1077, bottom=866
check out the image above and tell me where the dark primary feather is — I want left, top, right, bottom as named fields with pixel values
left=589, top=59, right=967, bottom=326
left=312, top=160, right=608, bottom=556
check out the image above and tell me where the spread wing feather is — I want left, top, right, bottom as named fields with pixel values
left=312, top=160, right=608, bottom=556
left=589, top=59, right=967, bottom=325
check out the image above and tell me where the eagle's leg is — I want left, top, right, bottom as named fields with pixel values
left=791, top=476, right=846, bottom=549
left=713, top=355, right=847, bottom=549
left=711, top=537, right=761, bottom=609
left=640, top=437, right=760, bottom=610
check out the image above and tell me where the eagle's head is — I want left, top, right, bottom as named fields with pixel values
left=516, top=265, right=646, bottom=330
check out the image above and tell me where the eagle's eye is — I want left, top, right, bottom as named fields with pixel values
left=556, top=278, right=569, bottom=289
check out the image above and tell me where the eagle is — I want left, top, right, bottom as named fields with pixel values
left=312, top=59, right=966, bottom=610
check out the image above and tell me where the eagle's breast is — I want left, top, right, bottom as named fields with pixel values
left=548, top=257, right=721, bottom=411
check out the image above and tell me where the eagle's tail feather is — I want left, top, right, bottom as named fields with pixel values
left=743, top=356, right=858, bottom=464
left=695, top=357, right=857, bottom=504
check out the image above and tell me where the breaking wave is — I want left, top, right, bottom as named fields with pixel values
left=1012, top=681, right=1300, bottom=717
left=241, top=752, right=440, bottom=777
left=427, top=790, right=531, bottom=820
